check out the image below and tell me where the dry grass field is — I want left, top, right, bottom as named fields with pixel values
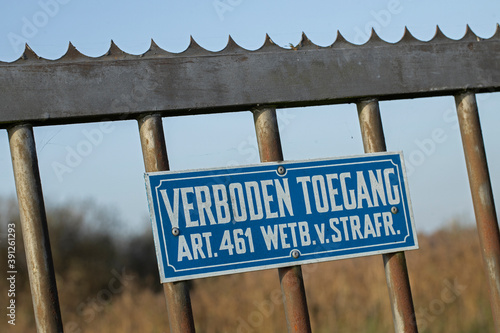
left=0, top=198, right=494, bottom=332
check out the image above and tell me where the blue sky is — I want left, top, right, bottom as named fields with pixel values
left=0, top=0, right=499, bottom=235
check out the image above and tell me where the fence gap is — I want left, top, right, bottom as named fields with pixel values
left=8, top=124, right=63, bottom=332
left=137, top=114, right=196, bottom=333
left=356, top=99, right=418, bottom=333
left=454, top=92, right=500, bottom=331
left=252, top=106, right=312, bottom=333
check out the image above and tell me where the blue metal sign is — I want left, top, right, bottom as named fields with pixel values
left=145, top=152, right=418, bottom=283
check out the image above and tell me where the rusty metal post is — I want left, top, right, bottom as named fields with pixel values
left=8, top=124, right=63, bottom=333
left=357, top=99, right=418, bottom=333
left=455, top=92, right=500, bottom=331
left=137, top=114, right=196, bottom=333
left=252, top=106, right=312, bottom=333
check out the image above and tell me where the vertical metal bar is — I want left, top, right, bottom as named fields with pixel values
left=8, top=124, right=63, bottom=333
left=455, top=92, right=500, bottom=331
left=137, top=114, right=196, bottom=333
left=252, top=106, right=312, bottom=333
left=357, top=100, right=418, bottom=333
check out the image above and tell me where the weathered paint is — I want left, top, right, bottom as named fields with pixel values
left=8, top=124, right=63, bottom=333
left=137, top=114, right=196, bottom=333
left=455, top=92, right=500, bottom=332
left=357, top=100, right=418, bottom=333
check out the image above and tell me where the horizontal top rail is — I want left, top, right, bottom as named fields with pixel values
left=0, top=26, right=499, bottom=128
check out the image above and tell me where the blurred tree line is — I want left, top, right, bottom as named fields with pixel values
left=0, top=196, right=163, bottom=327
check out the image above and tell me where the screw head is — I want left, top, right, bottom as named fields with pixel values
left=291, top=249, right=300, bottom=259
left=172, top=227, right=180, bottom=236
left=277, top=166, right=286, bottom=175
left=391, top=206, right=398, bottom=214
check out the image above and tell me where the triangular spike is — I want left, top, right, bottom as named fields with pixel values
left=181, top=36, right=208, bottom=55
left=262, top=33, right=277, bottom=48
left=222, top=35, right=243, bottom=53
left=299, top=32, right=315, bottom=48
left=22, top=44, right=40, bottom=60
left=399, top=27, right=420, bottom=43
left=368, top=28, right=386, bottom=44
left=332, top=30, right=353, bottom=47
left=63, top=42, right=86, bottom=60
left=145, top=39, right=169, bottom=56
left=492, top=23, right=500, bottom=39
left=461, top=24, right=479, bottom=41
left=149, top=39, right=161, bottom=52
left=431, top=25, right=448, bottom=42
left=107, top=40, right=124, bottom=56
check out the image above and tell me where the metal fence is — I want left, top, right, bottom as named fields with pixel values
left=1, top=27, right=499, bottom=332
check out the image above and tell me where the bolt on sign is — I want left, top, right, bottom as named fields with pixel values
left=145, top=152, right=418, bottom=283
